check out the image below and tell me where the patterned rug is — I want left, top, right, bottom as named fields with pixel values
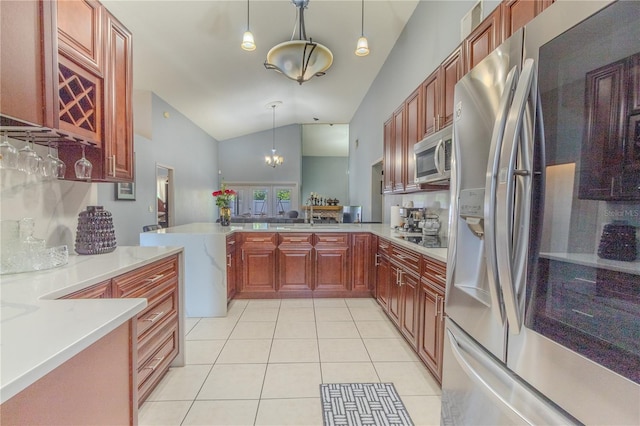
left=320, top=383, right=414, bottom=426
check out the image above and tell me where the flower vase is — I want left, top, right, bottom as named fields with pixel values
left=219, top=207, right=231, bottom=226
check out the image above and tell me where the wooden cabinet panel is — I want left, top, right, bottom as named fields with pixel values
left=393, top=105, right=406, bottom=192
left=57, top=0, right=103, bottom=74
left=501, top=0, right=555, bottom=40
left=315, top=233, right=349, bottom=246
left=61, top=279, right=111, bottom=299
left=0, top=0, right=56, bottom=128
left=137, top=320, right=179, bottom=403
left=400, top=271, right=419, bottom=349
left=112, top=255, right=179, bottom=298
left=388, top=264, right=402, bottom=326
left=137, top=285, right=178, bottom=339
left=240, top=247, right=277, bottom=293
left=440, top=47, right=463, bottom=129
left=630, top=53, right=640, bottom=112
left=383, top=117, right=394, bottom=193
left=315, top=247, right=350, bottom=292
left=418, top=280, right=444, bottom=382
left=464, top=7, right=502, bottom=73
left=278, top=246, right=313, bottom=292
left=226, top=235, right=237, bottom=301
left=391, top=244, right=421, bottom=276
left=579, top=59, right=626, bottom=200
left=404, top=88, right=421, bottom=192
left=351, top=233, right=373, bottom=293
left=375, top=253, right=390, bottom=310
left=103, top=11, right=133, bottom=181
left=421, top=71, right=439, bottom=138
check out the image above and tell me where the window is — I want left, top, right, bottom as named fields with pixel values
left=226, top=183, right=298, bottom=217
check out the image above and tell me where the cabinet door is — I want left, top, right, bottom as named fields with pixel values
left=240, top=246, right=277, bottom=293
left=400, top=271, right=419, bottom=349
left=375, top=254, right=390, bottom=310
left=404, top=88, right=421, bottom=192
left=464, top=7, right=502, bottom=73
left=314, top=247, right=350, bottom=292
left=57, top=0, right=103, bottom=75
left=630, top=53, right=640, bottom=112
left=393, top=105, right=405, bottom=192
left=579, top=59, right=626, bottom=200
left=418, top=280, right=444, bottom=382
left=383, top=117, right=394, bottom=193
left=103, top=12, right=134, bottom=181
left=278, top=246, right=313, bottom=292
left=0, top=0, right=56, bottom=128
left=421, top=70, right=439, bottom=138
left=500, top=0, right=549, bottom=40
left=440, top=46, right=463, bottom=129
left=388, top=264, right=401, bottom=326
left=351, top=233, right=372, bottom=293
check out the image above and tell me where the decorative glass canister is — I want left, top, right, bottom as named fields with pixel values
left=75, top=206, right=117, bottom=255
left=219, top=207, right=231, bottom=226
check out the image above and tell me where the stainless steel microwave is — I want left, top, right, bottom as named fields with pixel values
left=414, top=126, right=452, bottom=184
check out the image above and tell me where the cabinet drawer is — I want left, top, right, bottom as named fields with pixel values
left=226, top=234, right=236, bottom=249
left=112, top=255, right=178, bottom=298
left=422, top=256, right=446, bottom=289
left=137, top=321, right=178, bottom=403
left=315, top=233, right=349, bottom=246
left=391, top=244, right=420, bottom=275
left=138, top=311, right=178, bottom=368
left=378, top=238, right=391, bottom=256
left=242, top=233, right=277, bottom=245
left=279, top=233, right=313, bottom=245
left=61, top=279, right=112, bottom=299
left=137, top=285, right=178, bottom=339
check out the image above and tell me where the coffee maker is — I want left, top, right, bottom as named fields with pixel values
left=399, top=207, right=424, bottom=233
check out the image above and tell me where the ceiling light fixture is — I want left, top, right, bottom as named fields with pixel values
left=241, top=0, right=256, bottom=51
left=355, top=0, right=369, bottom=56
left=265, top=102, right=284, bottom=168
left=264, top=0, right=333, bottom=84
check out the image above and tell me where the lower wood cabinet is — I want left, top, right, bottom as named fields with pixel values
left=399, top=270, right=420, bottom=349
left=277, top=233, right=313, bottom=294
left=351, top=233, right=373, bottom=293
left=418, top=279, right=444, bottom=381
left=60, top=254, right=180, bottom=406
left=314, top=233, right=350, bottom=293
left=226, top=234, right=237, bottom=301
left=375, top=238, right=391, bottom=310
left=239, top=233, right=278, bottom=294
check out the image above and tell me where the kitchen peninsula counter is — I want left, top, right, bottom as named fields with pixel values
left=0, top=245, right=183, bottom=404
left=140, top=222, right=447, bottom=317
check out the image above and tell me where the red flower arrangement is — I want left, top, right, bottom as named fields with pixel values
left=212, top=183, right=236, bottom=208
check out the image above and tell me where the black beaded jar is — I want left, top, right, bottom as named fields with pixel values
left=598, top=221, right=637, bottom=262
left=75, top=206, right=117, bottom=255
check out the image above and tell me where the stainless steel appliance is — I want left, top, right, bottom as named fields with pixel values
left=442, top=1, right=640, bottom=425
left=414, top=126, right=452, bottom=184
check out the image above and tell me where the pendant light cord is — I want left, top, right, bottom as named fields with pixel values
left=272, top=105, right=276, bottom=150
left=247, top=0, right=250, bottom=30
left=361, top=0, right=364, bottom=36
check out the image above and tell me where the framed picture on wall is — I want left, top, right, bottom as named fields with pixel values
left=115, top=182, right=136, bottom=200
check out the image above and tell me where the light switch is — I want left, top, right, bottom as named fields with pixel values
left=148, top=205, right=153, bottom=213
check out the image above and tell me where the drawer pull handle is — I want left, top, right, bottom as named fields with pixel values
left=142, top=311, right=164, bottom=323
left=227, top=254, right=232, bottom=267
left=145, top=274, right=165, bottom=284
left=143, top=356, right=165, bottom=371
left=435, top=274, right=446, bottom=281
left=375, top=253, right=381, bottom=266
left=250, top=238, right=266, bottom=242
left=227, top=240, right=235, bottom=245
left=571, top=309, right=594, bottom=318
left=324, top=238, right=338, bottom=242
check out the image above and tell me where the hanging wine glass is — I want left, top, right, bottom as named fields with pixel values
left=43, top=142, right=66, bottom=180
left=0, top=131, right=19, bottom=169
left=17, top=132, right=42, bottom=175
left=74, top=145, right=92, bottom=180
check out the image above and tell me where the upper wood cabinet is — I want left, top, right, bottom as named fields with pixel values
left=383, top=117, right=394, bottom=193
left=57, top=0, right=104, bottom=75
left=501, top=0, right=554, bottom=40
left=392, top=104, right=406, bottom=193
left=464, top=7, right=502, bottom=73
left=421, top=46, right=463, bottom=139
left=404, top=88, right=421, bottom=192
left=0, top=0, right=56, bottom=128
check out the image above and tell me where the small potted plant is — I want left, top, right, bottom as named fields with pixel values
left=212, top=183, right=236, bottom=226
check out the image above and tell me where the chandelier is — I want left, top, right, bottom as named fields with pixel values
left=265, top=102, right=284, bottom=168
left=264, top=0, right=333, bottom=85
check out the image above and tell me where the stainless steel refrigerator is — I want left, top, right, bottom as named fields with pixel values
left=442, top=1, right=640, bottom=424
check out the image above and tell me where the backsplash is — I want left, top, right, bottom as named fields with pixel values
left=384, top=190, right=451, bottom=237
left=0, top=141, right=96, bottom=249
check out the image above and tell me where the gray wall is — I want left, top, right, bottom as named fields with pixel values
left=218, top=123, right=302, bottom=186
left=348, top=0, right=499, bottom=221
left=302, top=156, right=349, bottom=205
left=97, top=93, right=218, bottom=246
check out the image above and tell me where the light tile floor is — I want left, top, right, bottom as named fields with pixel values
left=139, top=298, right=442, bottom=426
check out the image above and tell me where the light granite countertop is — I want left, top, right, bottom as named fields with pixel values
left=0, top=245, right=183, bottom=404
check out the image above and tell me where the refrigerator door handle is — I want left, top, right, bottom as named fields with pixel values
left=483, top=65, right=519, bottom=324
left=495, top=58, right=536, bottom=334
left=445, top=324, right=575, bottom=425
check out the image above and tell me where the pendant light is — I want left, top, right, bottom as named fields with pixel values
left=264, top=0, right=333, bottom=84
left=265, top=102, right=284, bottom=168
left=355, top=0, right=369, bottom=56
left=241, top=0, right=256, bottom=51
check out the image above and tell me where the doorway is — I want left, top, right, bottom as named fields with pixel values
left=371, top=161, right=383, bottom=223
left=156, top=164, right=175, bottom=228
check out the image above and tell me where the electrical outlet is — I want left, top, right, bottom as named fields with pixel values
left=148, top=205, right=153, bottom=213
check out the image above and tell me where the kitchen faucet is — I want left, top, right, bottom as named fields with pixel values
left=306, top=196, right=314, bottom=225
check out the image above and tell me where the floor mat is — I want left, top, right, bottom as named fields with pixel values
left=320, top=383, right=414, bottom=426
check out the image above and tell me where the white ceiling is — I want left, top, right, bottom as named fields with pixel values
left=101, top=0, right=419, bottom=142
